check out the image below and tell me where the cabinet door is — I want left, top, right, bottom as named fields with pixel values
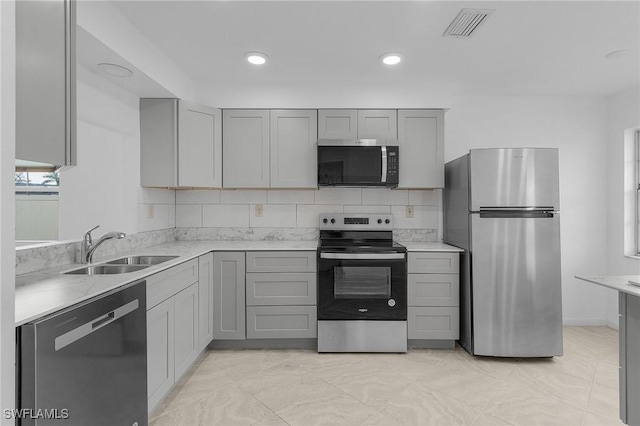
left=246, top=306, right=317, bottom=339
left=140, top=98, right=178, bottom=187
left=270, top=110, right=318, bottom=188
left=16, top=0, right=76, bottom=167
left=178, top=101, right=222, bottom=188
left=223, top=110, right=270, bottom=188
left=397, top=110, right=444, bottom=188
left=147, top=297, right=175, bottom=413
left=246, top=251, right=316, bottom=273
left=318, top=109, right=357, bottom=139
left=408, top=306, right=460, bottom=340
left=408, top=274, right=459, bottom=307
left=408, top=252, right=459, bottom=274
left=357, top=110, right=397, bottom=139
left=174, top=283, right=199, bottom=381
left=213, top=252, right=246, bottom=339
left=246, top=273, right=317, bottom=306
left=198, top=253, right=214, bottom=351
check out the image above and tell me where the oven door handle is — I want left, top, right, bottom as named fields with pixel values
left=320, top=252, right=406, bottom=260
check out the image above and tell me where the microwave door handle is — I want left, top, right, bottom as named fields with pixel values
left=381, top=146, right=387, bottom=183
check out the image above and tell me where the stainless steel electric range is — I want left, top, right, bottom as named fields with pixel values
left=317, top=213, right=408, bottom=353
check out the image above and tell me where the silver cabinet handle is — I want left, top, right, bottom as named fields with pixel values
left=54, top=299, right=139, bottom=351
left=320, top=252, right=405, bottom=260
left=381, top=146, right=387, bottom=183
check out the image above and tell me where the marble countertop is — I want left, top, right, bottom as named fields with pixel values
left=402, top=242, right=464, bottom=252
left=575, top=275, right=640, bottom=297
left=15, top=240, right=318, bottom=326
left=15, top=239, right=463, bottom=327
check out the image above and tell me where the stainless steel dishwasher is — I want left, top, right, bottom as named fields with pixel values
left=18, top=280, right=147, bottom=426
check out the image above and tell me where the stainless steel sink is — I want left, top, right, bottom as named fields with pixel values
left=105, top=255, right=179, bottom=266
left=64, top=264, right=150, bottom=275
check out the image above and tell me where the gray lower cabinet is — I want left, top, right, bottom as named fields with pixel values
left=246, top=306, right=317, bottom=339
left=619, top=293, right=640, bottom=425
left=174, top=283, right=199, bottom=381
left=146, top=297, right=175, bottom=414
left=213, top=252, right=246, bottom=340
left=245, top=251, right=317, bottom=339
left=145, top=258, right=201, bottom=414
left=407, top=252, right=460, bottom=343
left=198, top=253, right=214, bottom=351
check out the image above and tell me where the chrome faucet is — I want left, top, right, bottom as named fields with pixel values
left=81, top=225, right=126, bottom=264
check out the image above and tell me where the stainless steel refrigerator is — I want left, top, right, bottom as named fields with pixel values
left=444, top=148, right=563, bottom=357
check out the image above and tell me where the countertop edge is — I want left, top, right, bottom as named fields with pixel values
left=575, top=274, right=640, bottom=297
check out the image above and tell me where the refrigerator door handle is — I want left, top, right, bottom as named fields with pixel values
left=478, top=206, right=555, bottom=212
left=479, top=210, right=558, bottom=219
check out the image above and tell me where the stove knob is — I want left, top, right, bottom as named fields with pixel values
left=385, top=219, right=391, bottom=224
left=322, top=218, right=328, bottom=224
left=377, top=219, right=382, bottom=224
left=330, top=218, right=336, bottom=224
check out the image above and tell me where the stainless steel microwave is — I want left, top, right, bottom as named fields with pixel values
left=317, top=140, right=399, bottom=188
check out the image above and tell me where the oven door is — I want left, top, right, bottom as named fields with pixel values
left=317, top=251, right=407, bottom=320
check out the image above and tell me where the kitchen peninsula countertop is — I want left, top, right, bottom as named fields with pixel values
left=16, top=239, right=464, bottom=326
left=575, top=274, right=640, bottom=297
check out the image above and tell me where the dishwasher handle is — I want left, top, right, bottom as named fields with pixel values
left=54, top=299, right=139, bottom=351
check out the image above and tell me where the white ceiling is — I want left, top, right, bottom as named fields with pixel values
left=106, top=1, right=639, bottom=106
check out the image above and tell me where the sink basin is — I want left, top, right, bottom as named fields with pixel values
left=64, top=264, right=150, bottom=275
left=105, top=255, right=179, bottom=266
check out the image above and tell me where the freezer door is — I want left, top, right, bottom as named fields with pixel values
left=470, top=213, right=563, bottom=357
left=469, top=148, right=559, bottom=211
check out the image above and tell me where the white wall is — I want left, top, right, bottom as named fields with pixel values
left=605, top=86, right=640, bottom=326
left=58, top=65, right=175, bottom=240
left=445, top=95, right=610, bottom=325
left=0, top=1, right=16, bottom=422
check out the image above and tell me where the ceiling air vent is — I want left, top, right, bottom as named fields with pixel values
left=443, top=8, right=495, bottom=37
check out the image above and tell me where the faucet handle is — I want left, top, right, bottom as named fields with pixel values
left=84, top=225, right=100, bottom=243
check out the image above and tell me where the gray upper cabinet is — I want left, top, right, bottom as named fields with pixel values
left=140, top=99, right=222, bottom=188
left=223, top=109, right=317, bottom=188
left=397, top=109, right=445, bottom=189
left=318, top=109, right=358, bottom=139
left=270, top=110, right=318, bottom=188
left=357, top=110, right=397, bottom=139
left=16, top=0, right=76, bottom=167
left=223, top=110, right=270, bottom=188
left=318, top=109, right=397, bottom=140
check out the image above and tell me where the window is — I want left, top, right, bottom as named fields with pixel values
left=15, top=171, right=59, bottom=242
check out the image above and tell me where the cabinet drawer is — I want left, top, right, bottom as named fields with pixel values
left=408, top=252, right=459, bottom=274
left=246, top=251, right=316, bottom=273
left=408, top=274, right=459, bottom=307
left=147, top=259, right=198, bottom=309
left=408, top=307, right=459, bottom=340
left=246, top=306, right=317, bottom=339
left=246, top=273, right=316, bottom=306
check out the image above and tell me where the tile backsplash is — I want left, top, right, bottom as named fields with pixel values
left=175, top=187, right=442, bottom=240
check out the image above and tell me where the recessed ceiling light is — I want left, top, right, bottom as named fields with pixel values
left=245, top=52, right=268, bottom=65
left=380, top=53, right=404, bottom=66
left=97, top=63, right=133, bottom=78
left=605, top=49, right=631, bottom=60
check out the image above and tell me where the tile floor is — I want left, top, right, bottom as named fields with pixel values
left=149, top=326, right=623, bottom=426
